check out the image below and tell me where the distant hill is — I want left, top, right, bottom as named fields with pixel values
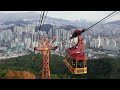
left=0, top=12, right=90, bottom=28
left=35, top=24, right=53, bottom=33
left=0, top=12, right=119, bottom=29
left=35, top=24, right=78, bottom=34
left=3, top=20, right=32, bottom=25
left=60, top=25, right=78, bottom=30
left=0, top=12, right=72, bottom=26
left=0, top=12, right=39, bottom=23
left=106, top=20, right=120, bottom=25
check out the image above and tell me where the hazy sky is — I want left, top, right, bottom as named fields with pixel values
left=0, top=11, right=120, bottom=22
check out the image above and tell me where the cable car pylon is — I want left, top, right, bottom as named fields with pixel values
left=34, top=36, right=57, bottom=79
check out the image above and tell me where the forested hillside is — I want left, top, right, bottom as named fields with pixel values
left=0, top=53, right=120, bottom=79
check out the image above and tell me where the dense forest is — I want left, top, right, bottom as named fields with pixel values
left=0, top=53, right=120, bottom=79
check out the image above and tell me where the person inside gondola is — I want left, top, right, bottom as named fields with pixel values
left=72, top=60, right=76, bottom=68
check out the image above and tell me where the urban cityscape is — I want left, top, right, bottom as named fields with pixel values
left=0, top=11, right=120, bottom=79
left=0, top=21, right=120, bottom=60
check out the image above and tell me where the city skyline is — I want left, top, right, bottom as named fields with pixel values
left=0, top=11, right=120, bottom=22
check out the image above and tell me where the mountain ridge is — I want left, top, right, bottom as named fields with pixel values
left=0, top=12, right=119, bottom=28
left=0, top=12, right=71, bottom=24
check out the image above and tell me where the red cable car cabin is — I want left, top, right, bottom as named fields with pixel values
left=63, top=30, right=87, bottom=74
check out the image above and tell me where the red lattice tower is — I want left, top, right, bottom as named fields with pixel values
left=34, top=36, right=56, bottom=79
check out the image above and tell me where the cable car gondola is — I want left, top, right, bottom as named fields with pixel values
left=63, top=30, right=87, bottom=74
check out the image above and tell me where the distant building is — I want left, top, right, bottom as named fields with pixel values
left=90, top=36, right=119, bottom=51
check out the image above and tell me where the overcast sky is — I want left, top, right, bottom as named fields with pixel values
left=0, top=11, right=120, bottom=22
